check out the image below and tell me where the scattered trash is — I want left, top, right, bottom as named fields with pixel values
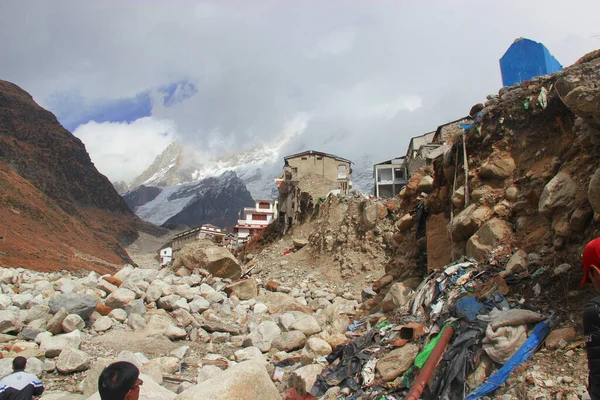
left=361, top=358, right=378, bottom=387
left=456, top=297, right=483, bottom=321
left=482, top=324, right=527, bottom=363
left=531, top=267, right=546, bottom=277
left=538, top=86, right=548, bottom=109
left=273, top=366, right=285, bottom=382
left=309, top=256, right=553, bottom=399
left=465, top=317, right=553, bottom=399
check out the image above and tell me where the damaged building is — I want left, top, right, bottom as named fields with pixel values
left=373, top=156, right=407, bottom=198
left=275, top=150, right=352, bottom=233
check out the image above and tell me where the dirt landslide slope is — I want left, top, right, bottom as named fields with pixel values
left=0, top=80, right=165, bottom=273
left=241, top=52, right=600, bottom=399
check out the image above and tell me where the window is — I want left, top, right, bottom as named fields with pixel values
left=252, top=214, right=267, bottom=221
left=378, top=168, right=393, bottom=182
left=337, top=165, right=347, bottom=180
left=301, top=157, right=308, bottom=160
left=292, top=167, right=298, bottom=174
left=317, top=156, right=323, bottom=160
left=394, top=168, right=405, bottom=181
left=259, top=202, right=270, bottom=209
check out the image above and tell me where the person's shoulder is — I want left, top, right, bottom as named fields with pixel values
left=587, top=296, right=600, bottom=306
left=585, top=296, right=600, bottom=313
left=0, top=372, right=12, bottom=384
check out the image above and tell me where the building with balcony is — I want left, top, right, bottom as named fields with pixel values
left=373, top=157, right=407, bottom=198
left=233, top=200, right=278, bottom=244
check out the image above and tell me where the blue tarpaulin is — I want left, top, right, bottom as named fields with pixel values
left=464, top=318, right=551, bottom=400
left=500, top=38, right=563, bottom=87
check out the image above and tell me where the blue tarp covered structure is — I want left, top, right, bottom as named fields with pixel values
left=500, top=38, right=563, bottom=87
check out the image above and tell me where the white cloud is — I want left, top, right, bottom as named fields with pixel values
left=2, top=0, right=600, bottom=178
left=314, top=27, right=357, bottom=56
left=73, top=117, right=178, bottom=183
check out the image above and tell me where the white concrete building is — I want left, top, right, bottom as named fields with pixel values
left=234, top=200, right=278, bottom=243
left=159, top=246, right=173, bottom=265
left=373, top=157, right=407, bottom=198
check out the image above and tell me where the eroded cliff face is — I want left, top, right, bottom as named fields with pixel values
left=0, top=80, right=163, bottom=273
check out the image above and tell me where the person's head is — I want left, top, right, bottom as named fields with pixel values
left=12, top=356, right=26, bottom=371
left=582, top=237, right=600, bottom=291
left=98, top=361, right=142, bottom=400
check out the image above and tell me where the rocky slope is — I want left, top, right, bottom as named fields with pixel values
left=124, top=171, right=255, bottom=229
left=0, top=80, right=164, bottom=273
left=229, top=51, right=600, bottom=399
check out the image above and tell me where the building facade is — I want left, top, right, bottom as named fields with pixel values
left=171, top=223, right=226, bottom=251
left=233, top=200, right=277, bottom=244
left=282, top=150, right=352, bottom=194
left=159, top=246, right=172, bottom=265
left=277, top=150, right=353, bottom=234
left=373, top=157, right=407, bottom=198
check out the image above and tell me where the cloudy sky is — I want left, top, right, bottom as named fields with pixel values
left=1, top=0, right=600, bottom=183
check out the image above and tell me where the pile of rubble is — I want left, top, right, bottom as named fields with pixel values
left=0, top=237, right=373, bottom=399
left=247, top=193, right=394, bottom=287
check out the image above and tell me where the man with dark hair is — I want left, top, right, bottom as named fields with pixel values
left=0, top=356, right=44, bottom=399
left=98, top=361, right=143, bottom=400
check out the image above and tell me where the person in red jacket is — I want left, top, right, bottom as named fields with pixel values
left=0, top=357, right=44, bottom=400
left=582, top=237, right=600, bottom=400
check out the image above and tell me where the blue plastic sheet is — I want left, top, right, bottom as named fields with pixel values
left=464, top=319, right=551, bottom=400
left=456, top=297, right=483, bottom=321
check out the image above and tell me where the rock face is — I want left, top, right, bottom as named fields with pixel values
left=589, top=168, right=600, bottom=215
left=563, top=85, right=600, bottom=124
left=56, top=348, right=91, bottom=373
left=122, top=185, right=163, bottom=210
left=0, top=80, right=158, bottom=272
left=381, top=283, right=411, bottom=311
left=49, top=294, right=98, bottom=320
left=173, top=240, right=242, bottom=279
left=361, top=201, right=387, bottom=230
left=538, top=171, right=576, bottom=217
left=224, top=279, right=258, bottom=300
left=466, top=218, right=513, bottom=260
left=451, top=205, right=494, bottom=241
left=479, top=152, right=516, bottom=180
left=376, top=344, right=419, bottom=382
left=174, top=361, right=281, bottom=400
left=161, top=171, right=256, bottom=229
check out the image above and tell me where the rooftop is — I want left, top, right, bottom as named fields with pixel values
left=284, top=150, right=353, bottom=165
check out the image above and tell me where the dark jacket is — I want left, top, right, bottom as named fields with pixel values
left=584, top=296, right=600, bottom=399
left=0, top=370, right=44, bottom=400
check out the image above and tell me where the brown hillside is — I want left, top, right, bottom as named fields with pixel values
left=0, top=80, right=165, bottom=272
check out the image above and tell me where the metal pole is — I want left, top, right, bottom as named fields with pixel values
left=405, top=325, right=455, bottom=400
left=462, top=132, right=470, bottom=208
